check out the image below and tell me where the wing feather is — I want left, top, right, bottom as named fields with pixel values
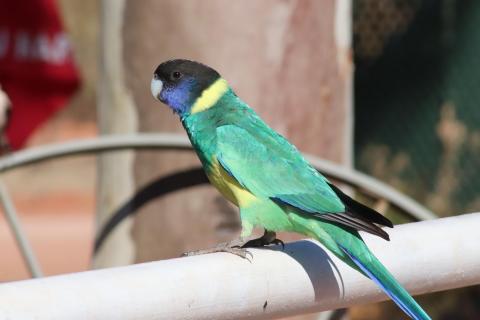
left=216, top=123, right=391, bottom=239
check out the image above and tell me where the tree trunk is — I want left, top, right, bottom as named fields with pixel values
left=122, top=0, right=352, bottom=265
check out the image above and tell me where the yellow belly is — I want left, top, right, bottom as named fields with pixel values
left=207, top=158, right=257, bottom=208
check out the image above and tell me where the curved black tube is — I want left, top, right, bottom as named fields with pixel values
left=94, top=167, right=208, bottom=253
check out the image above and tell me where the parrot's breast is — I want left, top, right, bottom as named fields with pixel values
left=207, top=157, right=257, bottom=208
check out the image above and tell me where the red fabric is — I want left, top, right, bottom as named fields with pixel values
left=0, top=0, right=80, bottom=149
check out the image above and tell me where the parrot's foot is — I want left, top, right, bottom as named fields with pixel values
left=241, top=230, right=285, bottom=249
left=182, top=241, right=252, bottom=260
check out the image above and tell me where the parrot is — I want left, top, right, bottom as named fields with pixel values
left=150, top=59, right=431, bottom=320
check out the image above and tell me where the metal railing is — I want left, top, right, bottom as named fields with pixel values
left=1, top=212, right=478, bottom=320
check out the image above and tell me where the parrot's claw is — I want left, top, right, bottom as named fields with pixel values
left=181, top=231, right=284, bottom=259
left=182, top=242, right=253, bottom=260
left=221, top=247, right=253, bottom=260
left=270, top=238, right=285, bottom=249
left=241, top=230, right=285, bottom=250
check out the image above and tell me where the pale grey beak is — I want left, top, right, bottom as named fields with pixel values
left=150, top=77, right=163, bottom=101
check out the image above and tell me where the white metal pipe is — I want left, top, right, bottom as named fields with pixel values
left=0, top=213, right=478, bottom=320
left=0, top=133, right=436, bottom=221
left=0, top=134, right=192, bottom=172
left=95, top=0, right=139, bottom=269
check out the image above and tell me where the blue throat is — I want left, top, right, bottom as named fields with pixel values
left=161, top=78, right=197, bottom=116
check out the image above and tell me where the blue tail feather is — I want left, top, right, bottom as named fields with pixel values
left=338, top=245, right=431, bottom=320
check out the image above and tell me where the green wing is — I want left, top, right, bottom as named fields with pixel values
left=216, top=124, right=392, bottom=239
left=216, top=124, right=343, bottom=212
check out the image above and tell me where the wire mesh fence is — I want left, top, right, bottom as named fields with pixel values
left=354, top=1, right=480, bottom=318
left=354, top=0, right=480, bottom=218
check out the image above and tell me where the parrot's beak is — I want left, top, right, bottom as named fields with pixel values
left=150, top=76, right=163, bottom=101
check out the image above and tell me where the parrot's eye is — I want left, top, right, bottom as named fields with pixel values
left=171, top=71, right=182, bottom=81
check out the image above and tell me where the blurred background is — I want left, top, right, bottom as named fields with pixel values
left=0, top=0, right=479, bottom=319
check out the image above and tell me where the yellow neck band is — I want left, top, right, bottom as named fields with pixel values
left=190, top=78, right=229, bottom=114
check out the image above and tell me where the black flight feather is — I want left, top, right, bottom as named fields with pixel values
left=327, top=183, right=393, bottom=228
left=309, top=183, right=393, bottom=241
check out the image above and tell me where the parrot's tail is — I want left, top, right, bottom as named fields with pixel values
left=338, top=244, right=431, bottom=320
left=288, top=211, right=430, bottom=319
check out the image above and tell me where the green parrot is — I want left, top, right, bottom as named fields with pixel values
left=150, top=59, right=431, bottom=320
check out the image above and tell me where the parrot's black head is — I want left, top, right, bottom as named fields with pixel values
left=151, top=59, right=221, bottom=115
